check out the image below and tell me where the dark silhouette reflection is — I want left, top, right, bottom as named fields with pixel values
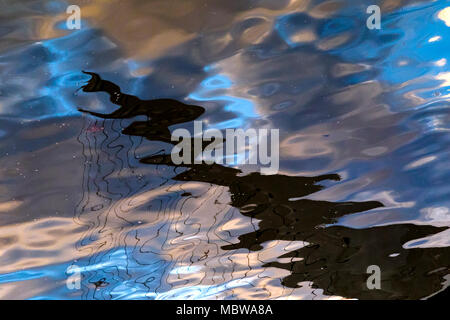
left=79, top=72, right=450, bottom=300
left=78, top=71, right=204, bottom=144
left=264, top=223, right=449, bottom=299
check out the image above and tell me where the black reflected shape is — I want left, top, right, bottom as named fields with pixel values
left=263, top=223, right=449, bottom=299
left=78, top=71, right=205, bottom=144
left=79, top=72, right=450, bottom=299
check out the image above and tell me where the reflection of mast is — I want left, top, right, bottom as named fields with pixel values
left=78, top=72, right=450, bottom=300
left=74, top=111, right=150, bottom=299
left=74, top=73, right=217, bottom=299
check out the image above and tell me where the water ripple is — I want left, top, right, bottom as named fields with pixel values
left=0, top=0, right=449, bottom=299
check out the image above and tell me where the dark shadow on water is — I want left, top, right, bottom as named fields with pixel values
left=79, top=72, right=450, bottom=300
left=78, top=71, right=205, bottom=144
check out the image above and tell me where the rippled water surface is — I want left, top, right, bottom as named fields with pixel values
left=1, top=0, right=450, bottom=299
